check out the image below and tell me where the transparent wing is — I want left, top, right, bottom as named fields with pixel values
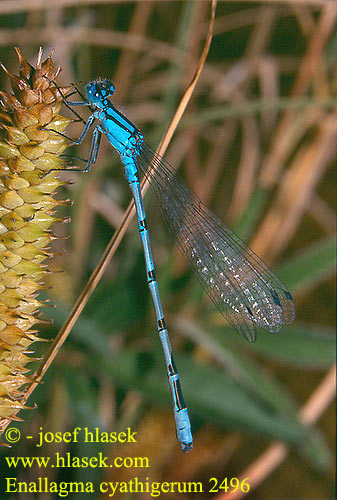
left=136, top=143, right=296, bottom=342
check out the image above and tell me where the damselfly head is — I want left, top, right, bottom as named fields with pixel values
left=85, top=79, right=115, bottom=104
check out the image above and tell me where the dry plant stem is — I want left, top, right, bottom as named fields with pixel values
left=113, top=2, right=153, bottom=102
left=251, top=2, right=336, bottom=260
left=0, top=0, right=334, bottom=18
left=252, top=111, right=337, bottom=261
left=226, top=5, right=275, bottom=220
left=215, top=364, right=336, bottom=500
left=10, top=0, right=217, bottom=423
left=259, top=2, right=337, bottom=187
left=0, top=29, right=182, bottom=65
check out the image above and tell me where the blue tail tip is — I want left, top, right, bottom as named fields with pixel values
left=181, top=441, right=193, bottom=453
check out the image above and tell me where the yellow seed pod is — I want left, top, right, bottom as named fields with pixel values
left=0, top=47, right=72, bottom=439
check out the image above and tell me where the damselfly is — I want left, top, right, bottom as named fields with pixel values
left=46, top=78, right=296, bottom=452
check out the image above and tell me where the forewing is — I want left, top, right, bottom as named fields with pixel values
left=136, top=144, right=296, bottom=342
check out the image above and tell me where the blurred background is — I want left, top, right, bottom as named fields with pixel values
left=0, top=1, right=335, bottom=499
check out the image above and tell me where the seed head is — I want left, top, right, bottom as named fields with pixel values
left=0, top=48, right=71, bottom=438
